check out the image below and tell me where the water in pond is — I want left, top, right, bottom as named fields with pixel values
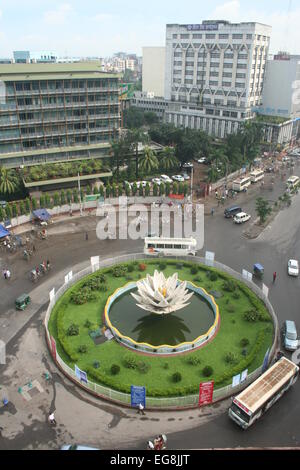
left=108, top=288, right=215, bottom=346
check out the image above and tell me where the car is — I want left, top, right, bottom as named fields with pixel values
left=182, top=162, right=193, bottom=168
left=172, top=175, right=185, bottom=182
left=160, top=175, right=172, bottom=183
left=181, top=173, right=190, bottom=180
left=152, top=178, right=162, bottom=185
left=233, top=212, right=251, bottom=224
left=136, top=181, right=147, bottom=188
left=123, top=181, right=132, bottom=188
left=282, top=320, right=298, bottom=351
left=0, top=200, right=7, bottom=208
left=265, top=166, right=275, bottom=173
left=197, top=157, right=207, bottom=164
left=288, top=259, right=299, bottom=276
left=224, top=206, right=242, bottom=218
left=61, top=444, right=99, bottom=451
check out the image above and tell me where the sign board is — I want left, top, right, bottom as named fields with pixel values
left=199, top=381, right=214, bottom=406
left=232, top=374, right=241, bottom=387
left=50, top=336, right=56, bottom=361
left=91, top=256, right=100, bottom=266
left=169, top=193, right=184, bottom=200
left=205, top=251, right=215, bottom=267
left=49, top=288, right=55, bottom=302
left=64, top=274, right=69, bottom=284
left=130, top=385, right=146, bottom=408
left=242, top=269, right=253, bottom=282
left=241, top=369, right=248, bottom=383
left=185, top=24, right=219, bottom=31
left=262, top=283, right=269, bottom=298
left=75, top=365, right=88, bottom=384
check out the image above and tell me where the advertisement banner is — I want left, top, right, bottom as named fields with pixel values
left=50, top=336, right=56, bottom=361
left=199, top=381, right=214, bottom=406
left=232, top=374, right=241, bottom=387
left=75, top=365, right=88, bottom=384
left=241, top=369, right=248, bottom=383
left=130, top=385, right=146, bottom=408
left=169, top=193, right=184, bottom=200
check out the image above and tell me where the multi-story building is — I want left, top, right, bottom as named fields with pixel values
left=142, top=47, right=166, bottom=97
left=0, top=63, right=121, bottom=167
left=164, top=20, right=272, bottom=137
left=13, top=51, right=58, bottom=63
left=132, top=91, right=169, bottom=121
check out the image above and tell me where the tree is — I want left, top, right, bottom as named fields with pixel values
left=132, top=182, right=138, bottom=196
left=153, top=183, right=158, bottom=197
left=39, top=195, right=45, bottom=208
left=172, top=182, right=178, bottom=195
left=145, top=182, right=150, bottom=197
left=110, top=136, right=131, bottom=181
left=255, top=197, right=272, bottom=224
left=160, top=146, right=178, bottom=171
left=60, top=190, right=66, bottom=205
left=54, top=192, right=60, bottom=206
left=159, top=182, right=165, bottom=196
left=139, top=146, right=159, bottom=174
left=125, top=183, right=131, bottom=197
left=139, top=184, right=144, bottom=196
left=0, top=166, right=18, bottom=195
left=118, top=183, right=123, bottom=196
left=106, top=183, right=111, bottom=198
left=0, top=207, right=5, bottom=221
left=25, top=198, right=31, bottom=213
left=19, top=200, right=25, bottom=215
left=5, top=204, right=12, bottom=219
left=12, top=202, right=18, bottom=218
left=126, top=129, right=149, bottom=179
left=31, top=197, right=37, bottom=210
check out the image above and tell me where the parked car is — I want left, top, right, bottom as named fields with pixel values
left=136, top=181, right=147, bottom=188
left=282, top=320, right=298, bottom=351
left=182, top=173, right=190, bottom=180
left=123, top=181, right=132, bottom=189
left=160, top=174, right=172, bottom=183
left=288, top=259, right=299, bottom=277
left=152, top=178, right=162, bottom=185
left=61, top=444, right=99, bottom=451
left=0, top=200, right=7, bottom=208
left=182, top=162, right=193, bottom=168
left=197, top=157, right=206, bottom=164
left=233, top=212, right=251, bottom=224
left=224, top=206, right=242, bottom=218
left=172, top=175, right=185, bottom=182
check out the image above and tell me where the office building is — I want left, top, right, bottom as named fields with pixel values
left=0, top=63, right=120, bottom=167
left=142, top=47, right=166, bottom=97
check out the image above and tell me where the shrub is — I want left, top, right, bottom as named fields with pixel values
left=232, top=291, right=240, bottom=299
left=172, top=372, right=182, bottom=383
left=139, top=263, right=147, bottom=271
left=226, top=304, right=236, bottom=313
left=203, top=366, right=213, bottom=377
left=123, top=354, right=139, bottom=369
left=78, top=345, right=88, bottom=354
left=231, top=319, right=236, bottom=324
left=66, top=324, right=79, bottom=336
left=240, top=338, right=250, bottom=347
left=224, top=352, right=239, bottom=365
left=190, top=266, right=198, bottom=275
left=111, top=364, right=121, bottom=375
left=137, top=361, right=150, bottom=374
left=112, top=265, right=127, bottom=277
left=176, top=263, right=183, bottom=270
left=209, top=272, right=218, bottom=282
left=84, top=320, right=92, bottom=329
left=163, top=363, right=169, bottom=370
left=243, top=310, right=261, bottom=322
left=187, top=356, right=201, bottom=366
left=159, top=262, right=167, bottom=270
left=223, top=279, right=237, bottom=292
left=93, top=361, right=100, bottom=369
left=71, top=287, right=97, bottom=304
left=127, top=264, right=135, bottom=273
left=125, top=275, right=133, bottom=281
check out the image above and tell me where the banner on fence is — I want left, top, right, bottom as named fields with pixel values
left=205, top=251, right=215, bottom=267
left=75, top=365, right=88, bottom=384
left=198, top=381, right=214, bottom=406
left=91, top=256, right=100, bottom=266
left=241, top=369, right=248, bottom=383
left=64, top=274, right=69, bottom=284
left=49, top=288, right=55, bottom=301
left=232, top=374, right=241, bottom=387
left=242, top=269, right=253, bottom=281
left=50, top=336, right=56, bottom=361
left=130, top=385, right=146, bottom=408
left=262, top=283, right=269, bottom=298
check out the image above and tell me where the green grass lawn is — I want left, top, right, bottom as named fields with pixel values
left=48, top=260, right=274, bottom=397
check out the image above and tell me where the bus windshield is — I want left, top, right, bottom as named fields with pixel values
left=230, top=403, right=251, bottom=424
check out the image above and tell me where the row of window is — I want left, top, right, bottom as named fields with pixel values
left=173, top=33, right=259, bottom=40
left=10, top=79, right=119, bottom=92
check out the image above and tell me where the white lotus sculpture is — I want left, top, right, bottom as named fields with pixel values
left=131, top=270, right=194, bottom=314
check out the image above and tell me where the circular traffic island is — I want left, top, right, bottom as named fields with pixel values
left=48, top=259, right=275, bottom=401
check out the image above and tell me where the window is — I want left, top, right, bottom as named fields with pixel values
left=193, top=34, right=202, bottom=39
left=237, top=64, right=247, bottom=69
left=238, top=54, right=248, bottom=59
left=235, top=82, right=245, bottom=88
left=210, top=71, right=219, bottom=77
left=214, top=100, right=223, bottom=106
left=223, top=72, right=232, bottom=77
left=185, top=70, right=193, bottom=75
left=173, top=34, right=178, bottom=39
left=223, top=63, right=233, bottom=68
left=206, top=109, right=214, bottom=115
left=210, top=62, right=219, bottom=68
left=186, top=61, right=194, bottom=66
left=224, top=53, right=234, bottom=59
left=185, top=79, right=193, bottom=84
left=222, top=81, right=231, bottom=87
left=174, top=52, right=182, bottom=57
left=233, top=34, right=243, bottom=39
left=209, top=80, right=218, bottom=86
left=236, top=73, right=246, bottom=78
left=246, top=34, right=252, bottom=39
left=211, top=52, right=220, bottom=58
left=223, top=111, right=230, bottom=117
left=174, top=61, right=182, bottom=66
left=186, top=51, right=194, bottom=57
left=219, top=34, right=229, bottom=39
left=206, top=34, right=216, bottom=39
left=181, top=34, right=189, bottom=39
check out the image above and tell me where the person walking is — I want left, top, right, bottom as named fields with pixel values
left=6, top=269, right=10, bottom=280
left=48, top=412, right=56, bottom=425
left=3, top=269, right=7, bottom=280
left=273, top=271, right=277, bottom=283
left=211, top=208, right=214, bottom=216
left=137, top=403, right=145, bottom=415
left=85, top=232, right=88, bottom=241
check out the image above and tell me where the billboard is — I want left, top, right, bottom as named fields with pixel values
left=120, top=83, right=135, bottom=100
left=185, top=24, right=219, bottom=31
left=199, top=381, right=214, bottom=406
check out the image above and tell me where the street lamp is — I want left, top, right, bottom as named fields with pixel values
left=78, top=173, right=83, bottom=216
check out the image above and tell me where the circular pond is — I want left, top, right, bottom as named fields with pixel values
left=105, top=282, right=220, bottom=354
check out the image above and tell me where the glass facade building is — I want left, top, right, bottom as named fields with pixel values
left=0, top=63, right=121, bottom=167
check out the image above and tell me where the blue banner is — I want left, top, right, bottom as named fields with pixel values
left=75, top=365, right=88, bottom=384
left=131, top=385, right=146, bottom=408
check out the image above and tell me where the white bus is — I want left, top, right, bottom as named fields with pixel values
left=232, top=177, right=251, bottom=192
left=286, top=175, right=300, bottom=189
left=250, top=169, right=264, bottom=183
left=144, top=237, right=197, bottom=256
left=228, top=357, right=299, bottom=429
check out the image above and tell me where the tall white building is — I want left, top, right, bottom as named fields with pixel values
left=142, top=47, right=166, bottom=97
left=164, top=20, right=272, bottom=137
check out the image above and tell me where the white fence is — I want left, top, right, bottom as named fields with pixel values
left=44, top=254, right=278, bottom=409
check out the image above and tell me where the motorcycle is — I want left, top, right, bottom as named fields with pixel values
left=147, top=434, right=167, bottom=450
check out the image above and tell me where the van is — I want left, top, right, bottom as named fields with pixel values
left=282, top=320, right=298, bottom=351
left=224, top=206, right=242, bottom=218
left=233, top=212, right=251, bottom=224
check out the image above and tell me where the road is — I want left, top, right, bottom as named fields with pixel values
left=1, top=164, right=300, bottom=450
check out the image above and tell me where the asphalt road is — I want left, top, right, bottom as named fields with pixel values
left=1, top=163, right=300, bottom=450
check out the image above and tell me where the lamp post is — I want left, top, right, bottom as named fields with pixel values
left=78, top=173, right=83, bottom=216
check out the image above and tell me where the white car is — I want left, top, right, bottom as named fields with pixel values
left=172, top=175, right=185, bottom=182
left=183, top=162, right=193, bottom=168
left=197, top=157, right=206, bottom=164
left=160, top=174, right=172, bottom=183
left=136, top=181, right=147, bottom=188
left=152, top=178, right=162, bottom=185
left=233, top=212, right=251, bottom=224
left=182, top=173, right=190, bottom=180
left=288, top=259, right=299, bottom=276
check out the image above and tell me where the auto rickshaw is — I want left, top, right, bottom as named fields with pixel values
left=253, top=263, right=264, bottom=280
left=15, top=293, right=31, bottom=311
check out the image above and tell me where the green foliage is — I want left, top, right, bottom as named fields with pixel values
left=84, top=320, right=92, bottom=328
left=224, top=352, right=239, bottom=364
left=123, top=353, right=139, bottom=369
left=0, top=207, right=4, bottom=221
left=187, top=356, right=201, bottom=366
left=78, top=344, right=88, bottom=354
left=111, top=364, right=121, bottom=375
left=5, top=204, right=12, bottom=219
left=145, top=182, right=150, bottom=196
left=172, top=372, right=182, bottom=383
left=127, top=264, right=135, bottom=273
left=25, top=198, right=31, bottom=213
left=70, top=288, right=97, bottom=304
left=190, top=266, right=198, bottom=275
left=202, top=366, right=213, bottom=377
left=112, top=265, right=127, bottom=277
left=137, top=361, right=150, bottom=374
left=232, top=291, right=240, bottom=299
left=158, top=262, right=167, bottom=270
left=222, top=279, right=237, bottom=292
left=172, top=182, right=178, bottom=194
left=54, top=192, right=60, bottom=206
left=153, top=183, right=158, bottom=196
left=66, top=323, right=79, bottom=336
left=39, top=195, right=45, bottom=209
left=19, top=200, right=25, bottom=215
left=86, top=185, right=91, bottom=195
left=240, top=338, right=250, bottom=347
left=226, top=304, right=236, bottom=313
left=60, top=190, right=66, bottom=205
left=12, top=202, right=18, bottom=217
left=256, top=197, right=272, bottom=223
left=209, top=271, right=218, bottom=282
left=66, top=189, right=72, bottom=203
left=31, top=197, right=37, bottom=210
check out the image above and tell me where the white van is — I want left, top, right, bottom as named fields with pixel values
left=233, top=212, right=251, bottom=224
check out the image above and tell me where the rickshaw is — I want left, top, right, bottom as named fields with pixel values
left=253, top=263, right=264, bottom=280
left=15, top=293, right=31, bottom=311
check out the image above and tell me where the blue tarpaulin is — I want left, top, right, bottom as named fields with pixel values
left=32, top=209, right=51, bottom=221
left=0, top=224, right=10, bottom=239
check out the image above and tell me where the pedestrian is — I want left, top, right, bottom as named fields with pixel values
left=48, top=412, right=56, bottom=425
left=6, top=269, right=10, bottom=280
left=137, top=403, right=145, bottom=415
left=211, top=208, right=214, bottom=216
left=225, top=189, right=228, bottom=198
left=32, top=244, right=36, bottom=253
left=273, top=271, right=277, bottom=283
left=85, top=232, right=88, bottom=241
left=215, top=190, right=218, bottom=199
left=3, top=269, right=7, bottom=280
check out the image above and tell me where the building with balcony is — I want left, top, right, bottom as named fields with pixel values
left=164, top=20, right=272, bottom=138
left=0, top=63, right=121, bottom=167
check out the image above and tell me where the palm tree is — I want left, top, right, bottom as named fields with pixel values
left=160, top=146, right=178, bottom=171
left=139, top=146, right=159, bottom=174
left=0, top=166, right=18, bottom=195
left=126, top=129, right=149, bottom=179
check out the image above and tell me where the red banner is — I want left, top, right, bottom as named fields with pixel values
left=169, top=193, right=184, bottom=200
left=199, top=381, right=214, bottom=406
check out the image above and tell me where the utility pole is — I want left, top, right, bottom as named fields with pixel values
left=190, top=166, right=194, bottom=202
left=78, top=173, right=83, bottom=216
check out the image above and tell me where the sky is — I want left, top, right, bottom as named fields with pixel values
left=0, top=0, right=299, bottom=58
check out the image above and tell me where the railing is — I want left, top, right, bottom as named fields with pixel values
left=44, top=253, right=278, bottom=409
left=0, top=114, right=120, bottom=128
left=6, top=88, right=119, bottom=97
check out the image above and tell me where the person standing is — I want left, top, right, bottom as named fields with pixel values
left=3, top=269, right=7, bottom=280
left=85, top=232, right=88, bottom=241
left=137, top=403, right=145, bottom=415
left=6, top=269, right=10, bottom=280
left=273, top=272, right=277, bottom=283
